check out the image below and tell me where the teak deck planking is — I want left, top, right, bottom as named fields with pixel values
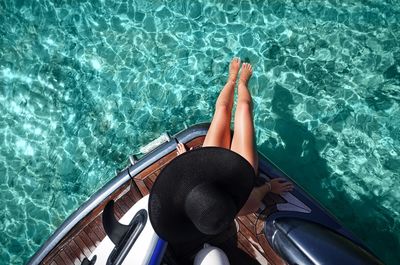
left=41, top=136, right=285, bottom=265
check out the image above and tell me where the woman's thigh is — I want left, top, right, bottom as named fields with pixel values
left=203, top=106, right=231, bottom=149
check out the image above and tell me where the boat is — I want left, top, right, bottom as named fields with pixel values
left=28, top=123, right=383, bottom=265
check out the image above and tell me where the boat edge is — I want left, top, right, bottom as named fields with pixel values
left=27, top=123, right=210, bottom=265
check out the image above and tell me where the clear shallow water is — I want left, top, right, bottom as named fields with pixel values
left=0, top=0, right=399, bottom=264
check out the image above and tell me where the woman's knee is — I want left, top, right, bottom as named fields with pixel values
left=236, top=99, right=253, bottom=113
left=215, top=102, right=232, bottom=114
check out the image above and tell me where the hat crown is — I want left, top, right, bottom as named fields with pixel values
left=149, top=147, right=255, bottom=243
left=184, top=183, right=237, bottom=235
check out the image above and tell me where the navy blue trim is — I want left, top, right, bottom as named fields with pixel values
left=148, top=239, right=167, bottom=265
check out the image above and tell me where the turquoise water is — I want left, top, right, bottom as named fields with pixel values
left=0, top=0, right=399, bottom=264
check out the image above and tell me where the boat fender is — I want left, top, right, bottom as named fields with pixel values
left=194, top=243, right=230, bottom=265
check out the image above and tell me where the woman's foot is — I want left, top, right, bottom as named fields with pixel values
left=239, top=63, right=253, bottom=86
left=176, top=143, right=193, bottom=155
left=228, top=57, right=241, bottom=84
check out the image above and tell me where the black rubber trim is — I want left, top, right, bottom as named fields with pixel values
left=102, top=200, right=131, bottom=246
left=105, top=208, right=147, bottom=265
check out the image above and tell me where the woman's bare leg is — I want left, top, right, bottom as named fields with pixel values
left=230, top=63, right=258, bottom=172
left=203, top=58, right=240, bottom=148
left=230, top=63, right=264, bottom=216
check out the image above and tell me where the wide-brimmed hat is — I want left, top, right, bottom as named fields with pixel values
left=148, top=147, right=255, bottom=243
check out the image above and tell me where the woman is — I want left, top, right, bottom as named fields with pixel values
left=176, top=58, right=293, bottom=216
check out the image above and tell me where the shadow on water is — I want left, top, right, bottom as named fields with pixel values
left=259, top=84, right=330, bottom=195
left=258, top=84, right=399, bottom=263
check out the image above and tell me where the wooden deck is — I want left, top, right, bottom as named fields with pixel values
left=41, top=136, right=285, bottom=265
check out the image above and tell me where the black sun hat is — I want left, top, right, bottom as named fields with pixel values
left=148, top=147, right=255, bottom=243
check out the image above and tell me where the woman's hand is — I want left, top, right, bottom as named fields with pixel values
left=176, top=143, right=193, bottom=155
left=269, top=178, right=294, bottom=195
